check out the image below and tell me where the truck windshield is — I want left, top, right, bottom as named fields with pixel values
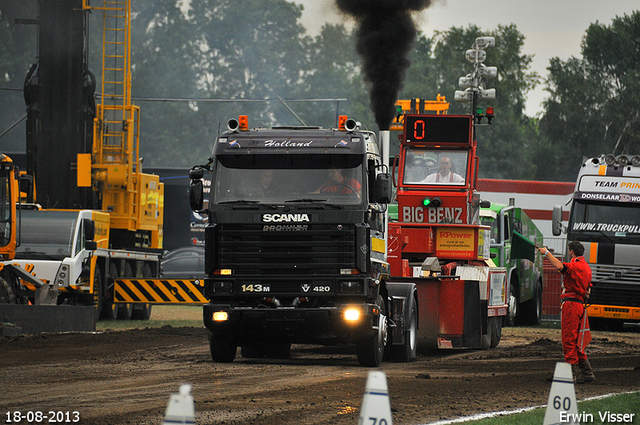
left=212, top=154, right=364, bottom=205
left=568, top=200, right=640, bottom=243
left=0, top=173, right=11, bottom=248
left=15, top=210, right=77, bottom=259
left=403, top=149, right=467, bottom=185
left=480, top=215, right=499, bottom=243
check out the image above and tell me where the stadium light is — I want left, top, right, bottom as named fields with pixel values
left=455, top=36, right=498, bottom=126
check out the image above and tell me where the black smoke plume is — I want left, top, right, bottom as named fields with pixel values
left=336, top=0, right=432, bottom=130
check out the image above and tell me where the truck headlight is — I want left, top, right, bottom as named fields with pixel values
left=212, top=311, right=229, bottom=322
left=56, top=265, right=70, bottom=287
left=344, top=307, right=361, bottom=322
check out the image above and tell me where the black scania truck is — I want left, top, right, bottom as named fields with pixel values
left=189, top=116, right=418, bottom=366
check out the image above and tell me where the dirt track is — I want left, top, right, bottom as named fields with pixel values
left=1, top=325, right=639, bottom=425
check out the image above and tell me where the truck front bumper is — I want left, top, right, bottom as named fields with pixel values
left=203, top=303, right=380, bottom=345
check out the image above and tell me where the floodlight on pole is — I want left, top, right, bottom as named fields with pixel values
left=474, top=36, right=495, bottom=49
left=477, top=65, right=498, bottom=79
left=454, top=35, right=498, bottom=127
left=458, top=74, right=474, bottom=90
left=465, top=49, right=486, bottom=63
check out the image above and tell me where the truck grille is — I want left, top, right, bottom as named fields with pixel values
left=215, top=224, right=356, bottom=276
left=590, top=264, right=640, bottom=307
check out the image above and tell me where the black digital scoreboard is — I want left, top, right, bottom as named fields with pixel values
left=403, top=115, right=472, bottom=145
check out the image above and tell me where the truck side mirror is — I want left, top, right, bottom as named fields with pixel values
left=19, top=174, right=34, bottom=203
left=189, top=167, right=204, bottom=180
left=83, top=219, right=97, bottom=250
left=189, top=166, right=206, bottom=212
left=552, top=205, right=563, bottom=236
left=83, top=219, right=95, bottom=241
left=375, top=173, right=392, bottom=204
left=190, top=179, right=204, bottom=212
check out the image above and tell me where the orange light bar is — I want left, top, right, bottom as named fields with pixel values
left=238, top=115, right=248, bottom=130
left=338, top=115, right=348, bottom=130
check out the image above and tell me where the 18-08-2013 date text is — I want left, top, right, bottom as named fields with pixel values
left=4, top=411, right=80, bottom=423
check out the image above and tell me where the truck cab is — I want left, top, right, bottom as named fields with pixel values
left=557, top=154, right=640, bottom=329
left=394, top=115, right=481, bottom=229
left=10, top=209, right=103, bottom=292
left=480, top=203, right=544, bottom=326
left=387, top=110, right=508, bottom=350
left=189, top=116, right=400, bottom=366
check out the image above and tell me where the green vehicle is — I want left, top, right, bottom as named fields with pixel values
left=480, top=202, right=544, bottom=326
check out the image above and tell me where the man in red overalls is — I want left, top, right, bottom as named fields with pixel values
left=537, top=241, right=596, bottom=383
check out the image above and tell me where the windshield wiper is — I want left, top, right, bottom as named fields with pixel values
left=218, top=200, right=259, bottom=204
left=218, top=200, right=278, bottom=209
left=285, top=199, right=342, bottom=209
left=285, top=198, right=326, bottom=203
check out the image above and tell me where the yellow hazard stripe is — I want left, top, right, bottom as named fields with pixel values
left=114, top=279, right=208, bottom=304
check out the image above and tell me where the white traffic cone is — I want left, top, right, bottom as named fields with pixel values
left=358, top=371, right=392, bottom=425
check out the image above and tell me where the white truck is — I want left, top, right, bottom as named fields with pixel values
left=9, top=208, right=160, bottom=321
left=553, top=154, right=640, bottom=330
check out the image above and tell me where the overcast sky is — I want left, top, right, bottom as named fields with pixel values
left=293, top=0, right=639, bottom=116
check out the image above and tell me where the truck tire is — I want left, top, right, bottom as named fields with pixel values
left=357, top=296, right=387, bottom=367
left=481, top=316, right=492, bottom=350
left=505, top=278, right=518, bottom=327
left=209, top=333, right=237, bottom=363
left=490, top=316, right=502, bottom=348
left=118, top=303, right=134, bottom=320
left=390, top=297, right=417, bottom=362
left=92, top=266, right=104, bottom=322
left=0, top=275, right=16, bottom=304
left=521, top=280, right=542, bottom=325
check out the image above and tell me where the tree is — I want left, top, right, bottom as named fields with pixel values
left=128, top=0, right=317, bottom=166
left=541, top=11, right=640, bottom=181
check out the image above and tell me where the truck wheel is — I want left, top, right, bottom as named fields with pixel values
left=505, top=281, right=518, bottom=327
left=357, top=296, right=387, bottom=367
left=209, top=333, right=237, bottom=363
left=92, top=266, right=104, bottom=322
left=118, top=303, right=134, bottom=320
left=391, top=297, right=417, bottom=362
left=0, top=275, right=16, bottom=304
left=522, top=280, right=542, bottom=325
left=481, top=316, right=493, bottom=349
left=490, top=317, right=502, bottom=348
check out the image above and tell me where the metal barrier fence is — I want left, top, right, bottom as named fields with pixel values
left=543, top=236, right=567, bottom=258
left=542, top=254, right=563, bottom=321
